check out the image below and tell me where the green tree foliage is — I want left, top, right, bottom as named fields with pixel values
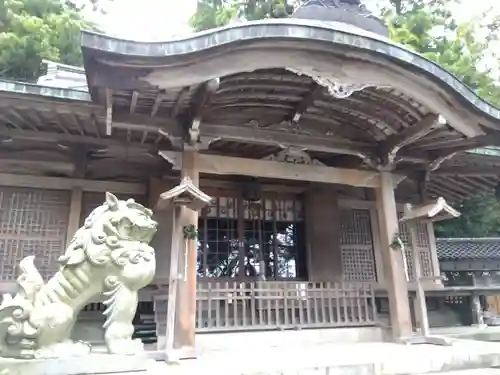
left=0, top=0, right=102, bottom=81
left=189, top=0, right=293, bottom=31
left=435, top=194, right=500, bottom=238
left=383, top=0, right=500, bottom=106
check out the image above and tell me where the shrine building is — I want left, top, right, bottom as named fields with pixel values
left=1, top=0, right=500, bottom=353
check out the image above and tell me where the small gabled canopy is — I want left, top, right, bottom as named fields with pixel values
left=157, top=177, right=212, bottom=211
left=400, top=197, right=461, bottom=223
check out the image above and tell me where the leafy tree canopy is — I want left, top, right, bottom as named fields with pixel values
left=0, top=0, right=105, bottom=81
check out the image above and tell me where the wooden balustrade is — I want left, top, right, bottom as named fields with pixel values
left=194, top=281, right=377, bottom=332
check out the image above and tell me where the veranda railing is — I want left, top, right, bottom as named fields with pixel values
left=155, top=280, right=377, bottom=333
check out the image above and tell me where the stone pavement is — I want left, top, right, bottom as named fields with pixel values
left=144, top=339, right=500, bottom=375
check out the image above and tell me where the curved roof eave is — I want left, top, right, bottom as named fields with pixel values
left=81, top=18, right=500, bottom=133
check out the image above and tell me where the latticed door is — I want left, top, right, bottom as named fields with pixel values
left=0, top=187, right=70, bottom=281
left=339, top=209, right=377, bottom=281
left=398, top=213, right=434, bottom=279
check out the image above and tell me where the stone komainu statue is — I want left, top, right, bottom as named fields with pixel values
left=0, top=193, right=157, bottom=359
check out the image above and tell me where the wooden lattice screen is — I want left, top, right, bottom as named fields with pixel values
left=398, top=213, right=433, bottom=279
left=0, top=187, right=70, bottom=281
left=340, top=209, right=377, bottom=282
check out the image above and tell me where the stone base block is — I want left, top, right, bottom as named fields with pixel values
left=148, top=346, right=199, bottom=362
left=0, top=354, right=155, bottom=375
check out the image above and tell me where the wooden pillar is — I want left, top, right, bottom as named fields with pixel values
left=375, top=172, right=412, bottom=339
left=471, top=293, right=484, bottom=326
left=176, top=150, right=199, bottom=350
left=65, top=188, right=83, bottom=246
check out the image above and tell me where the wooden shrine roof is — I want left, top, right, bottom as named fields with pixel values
left=1, top=16, right=500, bottom=201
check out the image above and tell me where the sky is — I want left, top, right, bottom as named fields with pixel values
left=94, top=0, right=499, bottom=41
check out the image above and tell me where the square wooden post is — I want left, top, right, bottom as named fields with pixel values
left=176, top=150, right=199, bottom=353
left=375, top=172, right=412, bottom=339
left=154, top=170, right=211, bottom=362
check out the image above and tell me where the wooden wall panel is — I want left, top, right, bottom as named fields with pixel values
left=305, top=186, right=342, bottom=281
left=0, top=187, right=70, bottom=280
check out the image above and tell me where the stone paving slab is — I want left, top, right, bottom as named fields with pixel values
left=435, top=370, right=500, bottom=375
left=144, top=339, right=500, bottom=375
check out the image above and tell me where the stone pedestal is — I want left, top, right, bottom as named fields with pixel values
left=0, top=354, right=154, bottom=375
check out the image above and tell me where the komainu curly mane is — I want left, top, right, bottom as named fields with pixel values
left=0, top=192, right=157, bottom=359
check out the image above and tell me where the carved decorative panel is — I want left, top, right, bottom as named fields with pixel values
left=0, top=187, right=70, bottom=280
left=340, top=209, right=376, bottom=281
left=398, top=213, right=433, bottom=279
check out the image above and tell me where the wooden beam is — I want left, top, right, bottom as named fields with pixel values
left=0, top=173, right=145, bottom=194
left=0, top=128, right=151, bottom=151
left=111, top=111, right=377, bottom=157
left=0, top=158, right=74, bottom=175
left=159, top=151, right=402, bottom=188
left=201, top=123, right=375, bottom=157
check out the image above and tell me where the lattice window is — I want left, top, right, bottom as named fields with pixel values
left=0, top=187, right=70, bottom=280
left=199, top=196, right=239, bottom=277
left=398, top=213, right=433, bottom=279
left=198, top=195, right=305, bottom=279
left=340, top=209, right=377, bottom=281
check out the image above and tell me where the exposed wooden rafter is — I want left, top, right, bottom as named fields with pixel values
left=170, top=86, right=190, bottom=119
left=286, top=83, right=323, bottom=124
left=130, top=91, right=139, bottom=114
left=9, top=110, right=38, bottom=131
left=151, top=90, right=167, bottom=117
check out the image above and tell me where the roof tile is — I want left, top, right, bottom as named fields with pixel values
left=436, top=238, right=500, bottom=260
